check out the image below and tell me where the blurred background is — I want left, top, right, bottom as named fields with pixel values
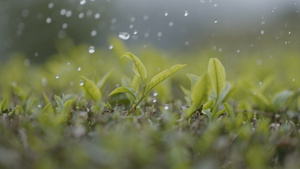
left=0, top=0, right=300, bottom=62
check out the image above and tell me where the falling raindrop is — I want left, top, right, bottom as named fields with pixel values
left=41, top=77, right=48, bottom=86
left=261, top=20, right=265, bottom=25
left=80, top=0, right=86, bottom=5
left=185, top=41, right=189, bottom=46
left=109, top=45, right=114, bottom=50
left=168, top=21, right=174, bottom=27
left=89, top=46, right=95, bottom=53
left=133, top=30, right=138, bottom=35
left=77, top=67, right=81, bottom=71
left=157, top=32, right=162, bottom=37
left=118, top=32, right=130, bottom=40
left=37, top=104, right=42, bottom=108
left=94, top=13, right=101, bottom=19
left=56, top=75, right=59, bottom=79
left=184, top=11, right=189, bottom=16
left=214, top=19, right=218, bottom=23
left=48, top=3, right=54, bottom=9
left=213, top=3, right=218, bottom=7
left=164, top=104, right=169, bottom=110
left=256, top=59, right=262, bottom=65
left=260, top=30, right=264, bottom=35
left=129, top=24, right=134, bottom=29
left=153, top=92, right=158, bottom=97
left=66, top=10, right=72, bottom=17
left=60, top=9, right=66, bottom=15
left=91, top=30, right=97, bottom=37
left=79, top=81, right=84, bottom=86
left=67, top=62, right=70, bottom=65
left=46, top=17, right=52, bottom=24
left=130, top=17, right=135, bottom=22
left=62, top=23, right=68, bottom=29
left=292, top=78, right=295, bottom=82
left=237, top=49, right=240, bottom=53
left=259, top=82, right=262, bottom=85
left=164, top=12, right=168, bottom=16
left=153, top=98, right=157, bottom=103
left=288, top=31, right=291, bottom=35
left=143, top=15, right=149, bottom=20
left=78, top=12, right=84, bottom=18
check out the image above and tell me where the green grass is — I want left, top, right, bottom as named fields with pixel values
left=0, top=38, right=300, bottom=169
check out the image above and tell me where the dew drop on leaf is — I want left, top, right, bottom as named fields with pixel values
left=164, top=104, right=169, bottom=110
left=153, top=92, right=158, bottom=97
left=118, top=32, right=130, bottom=40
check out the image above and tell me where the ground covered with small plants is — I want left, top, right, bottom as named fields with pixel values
left=1, top=38, right=300, bottom=169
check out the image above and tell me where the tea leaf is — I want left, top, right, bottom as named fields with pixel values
left=271, top=90, right=293, bottom=111
left=54, top=95, right=64, bottom=112
left=224, top=102, right=235, bottom=117
left=215, top=82, right=231, bottom=106
left=208, top=58, right=226, bottom=97
left=109, top=87, right=137, bottom=100
left=121, top=52, right=148, bottom=84
left=187, top=73, right=200, bottom=89
left=146, top=64, right=187, bottom=93
left=97, top=70, right=113, bottom=91
left=81, top=76, right=102, bottom=103
left=203, top=99, right=214, bottom=110
left=186, top=72, right=211, bottom=118
left=0, top=98, right=7, bottom=112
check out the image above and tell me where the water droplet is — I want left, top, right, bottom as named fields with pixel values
left=66, top=10, right=72, bottom=17
left=133, top=30, right=137, bottom=35
left=78, top=12, right=84, bottom=18
left=153, top=92, right=158, bottom=97
left=111, top=18, right=117, bottom=24
left=130, top=17, right=135, bottom=22
left=109, top=45, right=114, bottom=50
left=60, top=9, right=66, bottom=15
left=157, top=32, right=162, bottom=37
left=46, top=17, right=52, bottom=24
left=94, top=13, right=101, bottom=19
left=164, top=12, right=168, bottom=16
left=67, top=62, right=70, bottom=65
left=260, top=30, right=264, bottom=35
left=91, top=30, right=97, bottom=37
left=293, top=78, right=295, bottom=82
left=164, top=104, right=169, bottom=110
left=129, top=24, right=134, bottom=29
left=168, top=21, right=174, bottom=27
left=79, top=81, right=84, bottom=86
left=48, top=3, right=54, bottom=9
left=259, top=81, right=262, bottom=85
left=153, top=98, right=157, bottom=103
left=218, top=48, right=222, bottom=52
left=62, top=23, right=68, bottom=29
left=144, top=32, right=149, bottom=38
left=253, top=92, right=256, bottom=95
left=77, top=67, right=81, bottom=71
left=89, top=46, right=95, bottom=53
left=37, top=104, right=42, bottom=108
left=261, top=20, right=265, bottom=25
left=143, top=15, right=149, bottom=20
left=24, top=59, right=30, bottom=67
left=256, top=59, right=262, bottom=65
left=41, top=77, right=48, bottom=86
left=34, top=52, right=39, bottom=57
left=185, top=41, right=189, bottom=46
left=213, top=3, right=218, bottom=7
left=184, top=11, right=189, bottom=16
left=214, top=19, right=218, bottom=23
left=118, top=32, right=130, bottom=40
left=80, top=0, right=86, bottom=5
left=288, top=31, right=291, bottom=35
left=56, top=75, right=59, bottom=79
left=70, top=81, right=74, bottom=86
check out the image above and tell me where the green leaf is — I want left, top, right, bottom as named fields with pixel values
left=146, top=64, right=187, bottom=93
left=271, top=90, right=293, bottom=111
left=43, top=93, right=51, bottom=105
left=252, top=90, right=270, bottom=108
left=215, top=82, right=231, bottom=106
left=25, top=97, right=36, bottom=114
left=215, top=109, right=226, bottom=118
left=1, top=98, right=7, bottom=112
left=121, top=52, right=148, bottom=84
left=187, top=73, right=200, bottom=90
left=203, top=99, right=214, bottom=110
left=109, top=87, right=137, bottom=100
left=208, top=58, right=226, bottom=97
left=54, top=95, right=64, bottom=112
left=224, top=102, right=235, bottom=118
left=131, top=75, right=140, bottom=94
left=186, top=72, right=212, bottom=118
left=97, top=70, right=114, bottom=91
left=81, top=76, right=102, bottom=102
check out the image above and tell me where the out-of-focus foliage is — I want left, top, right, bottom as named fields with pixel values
left=0, top=38, right=300, bottom=169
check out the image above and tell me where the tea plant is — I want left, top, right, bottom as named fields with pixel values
left=109, top=52, right=186, bottom=112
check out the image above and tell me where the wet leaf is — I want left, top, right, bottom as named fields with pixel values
left=271, top=90, right=293, bottom=111
left=81, top=76, right=101, bottom=103
left=109, top=87, right=137, bottom=100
